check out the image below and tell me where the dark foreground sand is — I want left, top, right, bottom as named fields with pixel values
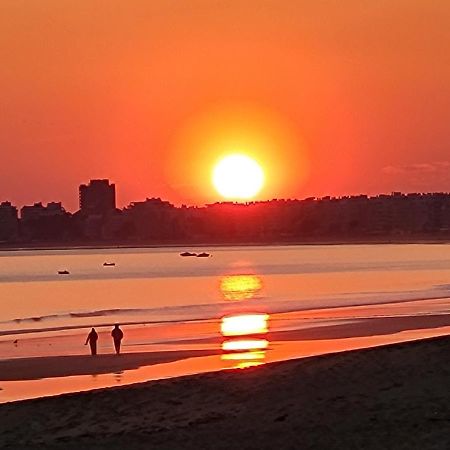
left=1, top=336, right=449, bottom=450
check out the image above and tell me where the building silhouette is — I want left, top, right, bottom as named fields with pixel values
left=20, top=202, right=71, bottom=241
left=1, top=183, right=450, bottom=246
left=0, top=202, right=19, bottom=242
left=79, top=179, right=116, bottom=216
left=21, top=202, right=66, bottom=222
left=122, top=198, right=178, bottom=240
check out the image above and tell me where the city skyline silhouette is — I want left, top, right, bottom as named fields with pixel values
left=1, top=178, right=450, bottom=246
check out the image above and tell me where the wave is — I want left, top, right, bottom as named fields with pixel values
left=1, top=283, right=450, bottom=338
left=2, top=308, right=163, bottom=325
left=68, top=309, right=148, bottom=318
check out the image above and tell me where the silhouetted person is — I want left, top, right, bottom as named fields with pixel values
left=111, top=324, right=123, bottom=355
left=85, top=328, right=98, bottom=356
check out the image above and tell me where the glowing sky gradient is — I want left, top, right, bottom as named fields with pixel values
left=1, top=1, right=449, bottom=210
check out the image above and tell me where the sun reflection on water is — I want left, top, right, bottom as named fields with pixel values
left=220, top=274, right=262, bottom=301
left=222, top=339, right=269, bottom=351
left=221, top=314, right=269, bottom=336
left=219, top=274, right=269, bottom=369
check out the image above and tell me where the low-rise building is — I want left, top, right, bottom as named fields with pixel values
left=0, top=201, right=19, bottom=242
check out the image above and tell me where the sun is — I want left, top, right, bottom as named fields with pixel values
left=212, top=154, right=265, bottom=200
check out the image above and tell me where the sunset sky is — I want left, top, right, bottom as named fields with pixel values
left=1, top=1, right=449, bottom=211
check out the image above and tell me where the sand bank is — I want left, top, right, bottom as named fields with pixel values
left=0, top=350, right=218, bottom=381
left=0, top=335, right=449, bottom=449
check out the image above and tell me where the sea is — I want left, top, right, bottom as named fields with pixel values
left=1, top=244, right=450, bottom=402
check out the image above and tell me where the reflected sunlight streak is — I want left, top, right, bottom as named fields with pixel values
left=221, top=350, right=266, bottom=361
left=221, top=314, right=269, bottom=336
left=220, top=274, right=262, bottom=301
left=219, top=274, right=269, bottom=369
left=222, top=339, right=269, bottom=351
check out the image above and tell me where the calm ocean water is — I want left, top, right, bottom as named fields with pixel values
left=1, top=244, right=449, bottom=339
left=1, top=244, right=450, bottom=402
left=0, top=245, right=450, bottom=358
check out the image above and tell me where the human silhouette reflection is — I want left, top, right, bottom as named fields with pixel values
left=85, top=328, right=98, bottom=356
left=219, top=274, right=270, bottom=368
left=113, top=371, right=123, bottom=383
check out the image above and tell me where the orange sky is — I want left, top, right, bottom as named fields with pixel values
left=1, top=1, right=449, bottom=210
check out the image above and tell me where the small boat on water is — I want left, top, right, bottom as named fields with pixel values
left=58, top=270, right=70, bottom=275
left=103, top=262, right=116, bottom=266
left=196, top=252, right=211, bottom=258
left=180, top=252, right=197, bottom=257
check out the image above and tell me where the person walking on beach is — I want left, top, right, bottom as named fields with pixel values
left=111, top=324, right=124, bottom=355
left=85, top=328, right=98, bottom=356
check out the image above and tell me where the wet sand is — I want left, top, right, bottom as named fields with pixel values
left=0, top=350, right=218, bottom=381
left=2, top=310, right=450, bottom=383
left=0, top=335, right=449, bottom=449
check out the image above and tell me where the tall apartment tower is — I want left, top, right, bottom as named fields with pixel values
left=79, top=179, right=116, bottom=215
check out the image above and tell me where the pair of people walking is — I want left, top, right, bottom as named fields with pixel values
left=85, top=324, right=124, bottom=356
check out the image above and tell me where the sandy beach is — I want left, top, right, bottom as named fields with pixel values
left=0, top=350, right=218, bottom=381
left=0, top=335, right=448, bottom=449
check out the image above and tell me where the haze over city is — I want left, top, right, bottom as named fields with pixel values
left=1, top=1, right=449, bottom=210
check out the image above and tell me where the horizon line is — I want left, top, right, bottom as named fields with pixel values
left=3, top=188, right=450, bottom=215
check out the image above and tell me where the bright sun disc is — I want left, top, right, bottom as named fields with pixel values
left=213, top=154, right=264, bottom=200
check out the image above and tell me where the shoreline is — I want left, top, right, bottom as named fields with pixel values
left=0, top=350, right=219, bottom=382
left=1, top=237, right=450, bottom=252
left=1, top=335, right=449, bottom=449
left=1, top=323, right=449, bottom=404
left=2, top=294, right=449, bottom=338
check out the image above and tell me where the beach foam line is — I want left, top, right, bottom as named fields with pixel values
left=1, top=292, right=449, bottom=338
left=2, top=282, right=450, bottom=328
